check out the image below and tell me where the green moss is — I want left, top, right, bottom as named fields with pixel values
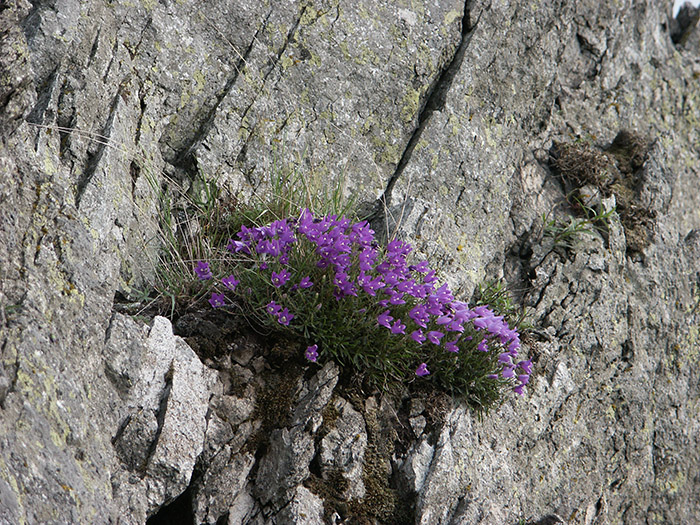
left=353, top=444, right=398, bottom=522
left=320, top=398, right=341, bottom=434
left=551, top=131, right=656, bottom=254
left=244, top=361, right=302, bottom=453
left=305, top=469, right=350, bottom=522
left=141, top=0, right=157, bottom=11
left=346, top=397, right=414, bottom=524
left=551, top=141, right=618, bottom=189
left=0, top=465, right=25, bottom=525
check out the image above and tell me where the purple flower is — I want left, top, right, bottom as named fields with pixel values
left=387, top=238, right=411, bottom=258
left=257, top=239, right=281, bottom=256
left=518, top=359, right=533, bottom=374
left=358, top=247, right=378, bottom=271
left=277, top=308, right=294, bottom=326
left=297, top=208, right=315, bottom=232
left=472, top=305, right=492, bottom=317
left=377, top=310, right=393, bottom=328
left=222, top=275, right=240, bottom=291
left=359, top=273, right=385, bottom=296
left=472, top=317, right=489, bottom=330
left=423, top=269, right=438, bottom=284
left=517, top=374, right=530, bottom=385
left=305, top=344, right=318, bottom=362
left=502, top=366, right=515, bottom=379
left=209, top=292, right=225, bottom=308
left=498, top=327, right=519, bottom=345
left=375, top=261, right=392, bottom=275
left=513, top=384, right=525, bottom=396
left=478, top=339, right=489, bottom=352
left=410, top=330, right=426, bottom=344
left=415, top=363, right=430, bottom=377
left=384, top=272, right=401, bottom=287
left=390, top=319, right=406, bottom=334
left=237, top=224, right=260, bottom=243
left=409, top=261, right=430, bottom=273
left=426, top=331, right=444, bottom=345
left=227, top=238, right=250, bottom=254
left=425, top=296, right=444, bottom=316
left=333, top=271, right=356, bottom=297
left=298, top=276, right=313, bottom=289
left=498, top=352, right=513, bottom=365
left=396, top=278, right=417, bottom=294
left=195, top=261, right=213, bottom=280
left=436, top=314, right=452, bottom=325
left=447, top=320, right=464, bottom=333
left=350, top=221, right=374, bottom=244
left=408, top=304, right=429, bottom=329
left=445, top=339, right=459, bottom=353
left=388, top=290, right=406, bottom=305
left=266, top=301, right=282, bottom=316
left=271, top=269, right=291, bottom=287
left=434, top=283, right=453, bottom=303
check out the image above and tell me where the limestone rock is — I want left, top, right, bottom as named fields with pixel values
left=1, top=0, right=700, bottom=523
left=254, top=362, right=338, bottom=511
left=319, top=397, right=368, bottom=500
left=107, top=314, right=216, bottom=521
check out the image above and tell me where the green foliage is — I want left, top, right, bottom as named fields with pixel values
left=141, top=154, right=531, bottom=412
left=141, top=171, right=221, bottom=317
left=475, top=280, right=531, bottom=332
left=202, top=206, right=529, bottom=412
left=542, top=200, right=616, bottom=249
left=141, top=146, right=356, bottom=317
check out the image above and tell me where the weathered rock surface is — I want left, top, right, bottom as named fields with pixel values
left=1, top=0, right=699, bottom=523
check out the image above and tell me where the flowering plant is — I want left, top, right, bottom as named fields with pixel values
left=195, top=209, right=531, bottom=410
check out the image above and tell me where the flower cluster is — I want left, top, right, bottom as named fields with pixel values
left=195, top=209, right=531, bottom=402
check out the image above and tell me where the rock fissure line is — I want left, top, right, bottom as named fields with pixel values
left=26, top=63, right=60, bottom=129
left=86, top=28, right=101, bottom=68
left=377, top=1, right=482, bottom=215
left=134, top=92, right=147, bottom=147
left=102, top=34, right=120, bottom=84
left=143, top=360, right=175, bottom=473
left=170, top=11, right=272, bottom=170
left=174, top=5, right=310, bottom=173
left=126, top=17, right=153, bottom=62
left=235, top=7, right=310, bottom=141
left=0, top=335, right=20, bottom=409
left=75, top=76, right=130, bottom=207
left=227, top=7, right=313, bottom=187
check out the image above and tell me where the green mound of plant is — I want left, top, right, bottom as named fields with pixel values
left=148, top=161, right=531, bottom=412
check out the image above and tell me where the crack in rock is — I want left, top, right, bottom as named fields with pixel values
left=372, top=0, right=483, bottom=232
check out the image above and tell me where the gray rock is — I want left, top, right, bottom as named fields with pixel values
left=107, top=315, right=216, bottom=520
left=274, top=485, right=326, bottom=525
left=227, top=486, right=259, bottom=525
left=401, top=438, right=435, bottom=494
left=255, top=363, right=338, bottom=511
left=2, top=0, right=700, bottom=523
left=319, top=397, right=368, bottom=500
left=195, top=450, right=256, bottom=525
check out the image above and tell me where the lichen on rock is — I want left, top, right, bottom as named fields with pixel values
left=1, top=0, right=700, bottom=523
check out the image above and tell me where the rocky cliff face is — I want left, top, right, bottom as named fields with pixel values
left=1, top=0, right=699, bottom=523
